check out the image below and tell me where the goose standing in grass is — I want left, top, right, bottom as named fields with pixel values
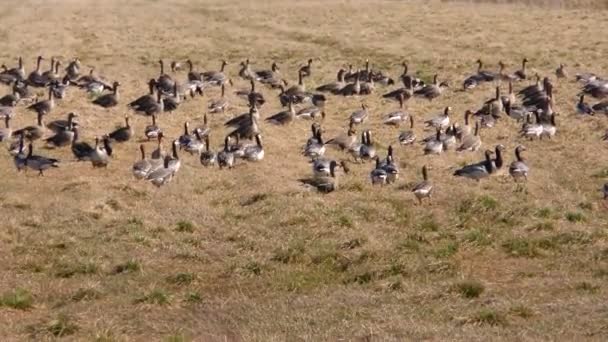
left=381, top=145, right=399, bottom=184
left=24, top=143, right=59, bottom=176
left=498, top=61, right=516, bottom=82
left=442, top=125, right=458, bottom=151
left=151, top=133, right=165, bottom=160
left=184, top=129, right=205, bottom=155
left=132, top=144, right=152, bottom=179
left=178, top=122, right=194, bottom=149
left=185, top=59, right=202, bottom=82
left=266, top=101, right=296, bottom=125
left=521, top=112, right=543, bottom=140
left=425, top=106, right=451, bottom=129
left=243, top=134, right=265, bottom=162
left=45, top=123, right=74, bottom=148
left=146, top=155, right=175, bottom=187
left=0, top=83, right=20, bottom=106
left=490, top=144, right=506, bottom=175
left=339, top=71, right=361, bottom=96
left=90, top=136, right=113, bottom=168
left=453, top=150, right=494, bottom=181
left=370, top=157, right=388, bottom=185
left=145, top=115, right=162, bottom=141
left=398, top=115, right=416, bottom=145
left=326, top=122, right=357, bottom=151
left=228, top=110, right=259, bottom=140
left=0, top=115, right=12, bottom=142
left=237, top=79, right=265, bottom=107
left=300, top=160, right=342, bottom=193
left=513, top=58, right=529, bottom=81
left=12, top=134, right=26, bottom=171
left=457, top=122, right=482, bottom=152
left=162, top=82, right=183, bottom=112
left=93, top=81, right=120, bottom=108
left=156, top=60, right=175, bottom=94
left=13, top=112, right=45, bottom=142
left=424, top=129, right=444, bottom=155
left=299, top=58, right=313, bottom=78
left=27, top=86, right=55, bottom=116
left=316, top=69, right=346, bottom=94
left=556, top=64, right=568, bottom=79
left=202, top=60, right=229, bottom=86
left=108, top=116, right=133, bottom=143
left=208, top=84, right=230, bottom=113
left=217, top=136, right=235, bottom=169
left=0, top=56, right=25, bottom=83
left=40, top=57, right=58, bottom=84
left=455, top=110, right=473, bottom=139
left=359, top=130, right=377, bottom=161
left=47, top=112, right=78, bottom=133
left=296, top=103, right=325, bottom=121
left=541, top=113, right=557, bottom=139
left=303, top=129, right=325, bottom=159
left=505, top=101, right=529, bottom=122
left=501, top=81, right=516, bottom=109
left=128, top=79, right=156, bottom=111
left=577, top=95, right=594, bottom=115
left=71, top=128, right=95, bottom=161
left=509, top=145, right=529, bottom=182
left=64, top=57, right=80, bottom=80
left=200, top=136, right=217, bottom=167
left=350, top=104, right=368, bottom=125
left=255, top=62, right=281, bottom=82
left=51, top=76, right=72, bottom=99
left=414, top=74, right=449, bottom=100
left=383, top=94, right=408, bottom=126
left=413, top=165, right=433, bottom=204
left=463, top=59, right=494, bottom=90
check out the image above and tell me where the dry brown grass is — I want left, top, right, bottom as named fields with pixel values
left=1, top=0, right=608, bottom=340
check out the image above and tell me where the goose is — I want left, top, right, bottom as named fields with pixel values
left=479, top=109, right=496, bottom=129
left=184, top=129, right=205, bottom=155
left=498, top=61, right=517, bottom=82
left=236, top=79, right=265, bottom=107
left=238, top=60, right=256, bottom=81
left=457, top=122, right=481, bottom=152
left=522, top=82, right=553, bottom=109
left=442, top=125, right=458, bottom=151
left=370, top=157, right=388, bottom=185
left=202, top=60, right=230, bottom=86
left=501, top=81, right=516, bottom=108
left=13, top=81, right=34, bottom=103
left=580, top=78, right=608, bottom=99
left=0, top=84, right=20, bottom=107
left=311, top=157, right=331, bottom=177
left=27, top=86, right=55, bottom=116
left=195, top=113, right=211, bottom=138
left=243, top=134, right=265, bottom=162
left=398, top=116, right=416, bottom=145
left=92, top=81, right=120, bottom=108
left=40, top=58, right=59, bottom=84
left=513, top=58, right=529, bottom=80
left=51, top=76, right=72, bottom=99
left=299, top=58, right=313, bottom=78
left=178, top=122, right=193, bottom=148
left=413, top=165, right=433, bottom=204
left=296, top=104, right=325, bottom=121
left=108, top=116, right=133, bottom=143
left=478, top=86, right=503, bottom=117
left=266, top=101, right=296, bottom=125
left=425, top=106, right=451, bottom=129
left=24, top=143, right=59, bottom=175
left=541, top=113, right=557, bottom=139
left=592, top=100, right=608, bottom=114
left=217, top=136, right=235, bottom=169
left=316, top=69, right=346, bottom=94
left=0, top=105, right=14, bottom=119
left=13, top=112, right=45, bottom=142
left=225, top=105, right=260, bottom=129
left=139, top=91, right=164, bottom=116
left=47, top=112, right=78, bottom=133
left=255, top=62, right=281, bottom=81
left=128, top=79, right=157, bottom=111
left=64, top=57, right=80, bottom=80
left=509, top=145, right=529, bottom=182
left=162, top=82, right=182, bottom=112
left=339, top=71, right=361, bottom=96
left=453, top=150, right=494, bottom=181
left=0, top=115, right=12, bottom=142
left=359, top=130, right=377, bottom=161
left=305, top=123, right=322, bottom=147
left=577, top=94, right=594, bottom=115
left=90, top=136, right=113, bottom=168
left=399, top=62, right=425, bottom=90
left=369, top=70, right=394, bottom=86
left=27, top=56, right=47, bottom=87
left=505, top=102, right=529, bottom=122
left=71, top=128, right=95, bottom=161
left=299, top=160, right=342, bottom=193
left=166, top=140, right=181, bottom=173
left=381, top=145, right=399, bottom=183
left=415, top=75, right=449, bottom=101
left=185, top=59, right=202, bottom=82
left=0, top=56, right=25, bottom=82
left=208, top=84, right=230, bottom=113
left=143, top=115, right=162, bottom=141
left=132, top=144, right=152, bottom=179
left=382, top=73, right=414, bottom=102
left=424, top=128, right=444, bottom=155
left=455, top=110, right=473, bottom=139
left=227, top=108, right=259, bottom=140
left=359, top=76, right=375, bottom=95
left=200, top=135, right=217, bottom=167
left=151, top=132, right=165, bottom=160
left=383, top=94, right=408, bottom=126
left=491, top=144, right=506, bottom=175
left=326, top=122, right=357, bottom=151
left=146, top=155, right=175, bottom=187
left=12, top=134, right=27, bottom=171
left=44, top=123, right=74, bottom=148
left=556, top=64, right=568, bottom=79
left=520, top=112, right=543, bottom=140
left=156, top=60, right=175, bottom=94
left=284, top=69, right=307, bottom=96
left=303, top=129, right=325, bottom=159
left=475, top=59, right=497, bottom=81
left=350, top=104, right=368, bottom=125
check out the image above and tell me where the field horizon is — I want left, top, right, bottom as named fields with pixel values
left=1, top=0, right=608, bottom=341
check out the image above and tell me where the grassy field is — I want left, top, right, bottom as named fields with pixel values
left=1, top=0, right=608, bottom=340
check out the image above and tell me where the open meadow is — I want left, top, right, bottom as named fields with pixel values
left=1, top=0, right=608, bottom=340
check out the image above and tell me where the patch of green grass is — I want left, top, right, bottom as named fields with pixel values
left=509, top=305, right=533, bottom=318
left=592, top=268, right=608, bottom=278
left=434, top=241, right=459, bottom=258
left=565, top=212, right=585, bottom=223
left=470, top=309, right=506, bottom=326
left=478, top=195, right=498, bottom=211
left=417, top=215, right=440, bottom=232
left=578, top=201, right=593, bottom=211
left=166, top=273, right=196, bottom=286
left=271, top=242, right=305, bottom=264
left=502, top=238, right=540, bottom=258
left=70, top=288, right=102, bottom=302
left=54, top=261, right=98, bottom=278
left=112, top=260, right=141, bottom=274
left=454, top=280, right=485, bottom=298
left=243, top=261, right=262, bottom=276
left=175, top=221, right=195, bottom=233
left=134, top=289, right=170, bottom=305
left=185, top=292, right=202, bottom=303
left=47, top=314, right=79, bottom=337
left=0, top=288, right=33, bottom=310
left=335, top=215, right=354, bottom=228
left=166, top=334, right=190, bottom=342
left=125, top=217, right=144, bottom=230
left=463, top=228, right=492, bottom=246
left=535, top=207, right=554, bottom=219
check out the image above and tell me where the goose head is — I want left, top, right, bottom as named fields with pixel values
left=339, top=160, right=350, bottom=174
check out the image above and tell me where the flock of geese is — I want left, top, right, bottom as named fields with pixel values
left=1, top=56, right=607, bottom=202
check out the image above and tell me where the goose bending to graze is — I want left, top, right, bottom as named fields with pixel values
left=383, top=94, right=408, bottom=126
left=209, top=84, right=230, bottom=113
left=350, top=104, right=368, bottom=125
left=415, top=75, right=449, bottom=100
left=27, top=86, right=55, bottom=116
left=0, top=115, right=12, bottom=142
left=24, top=143, right=59, bottom=176
left=413, top=165, right=433, bottom=204
left=108, top=116, right=133, bottom=143
left=132, top=144, right=152, bottom=179
left=424, top=128, right=444, bottom=155
left=316, top=69, right=346, bottom=94
left=200, top=136, right=217, bottom=167
left=71, top=128, right=94, bottom=161
left=457, top=122, right=481, bottom=152
left=266, top=101, right=296, bottom=125
left=296, top=104, right=325, bottom=121
left=509, top=145, right=529, bottom=182
left=398, top=116, right=416, bottom=145
left=513, top=58, right=529, bottom=81
left=299, top=160, right=342, bottom=193
left=425, top=106, right=451, bottom=129
left=93, top=81, right=120, bottom=108
left=128, top=79, right=157, bottom=111
left=577, top=95, right=594, bottom=115
left=13, top=112, right=45, bottom=142
left=217, top=136, right=235, bottom=169
left=454, top=150, right=494, bottom=181
left=27, top=56, right=47, bottom=87
left=47, top=112, right=78, bottom=134
left=326, top=122, right=357, bottom=151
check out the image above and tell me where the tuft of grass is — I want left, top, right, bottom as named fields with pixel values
left=510, top=305, right=534, bottom=318
left=243, top=261, right=262, bottom=276
left=112, top=260, right=141, bottom=274
left=417, top=215, right=440, bottom=232
left=463, top=229, right=492, bottom=246
left=502, top=238, right=540, bottom=258
left=335, top=215, right=354, bottom=228
left=530, top=221, right=555, bottom=231
left=166, top=334, right=190, bottom=342
left=185, top=292, right=202, bottom=303
left=565, top=212, right=585, bottom=223
left=470, top=309, right=506, bottom=326
left=134, top=289, right=170, bottom=305
left=47, top=314, right=79, bottom=337
left=70, top=288, right=102, bottom=302
left=175, top=221, right=195, bottom=233
left=54, top=261, right=98, bottom=278
left=454, top=280, right=485, bottom=298
left=0, top=288, right=33, bottom=310
left=535, top=207, right=554, bottom=219
left=166, top=273, right=196, bottom=286
left=575, top=282, right=600, bottom=293
left=241, top=192, right=270, bottom=206
left=271, top=243, right=305, bottom=264
left=434, top=241, right=459, bottom=258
